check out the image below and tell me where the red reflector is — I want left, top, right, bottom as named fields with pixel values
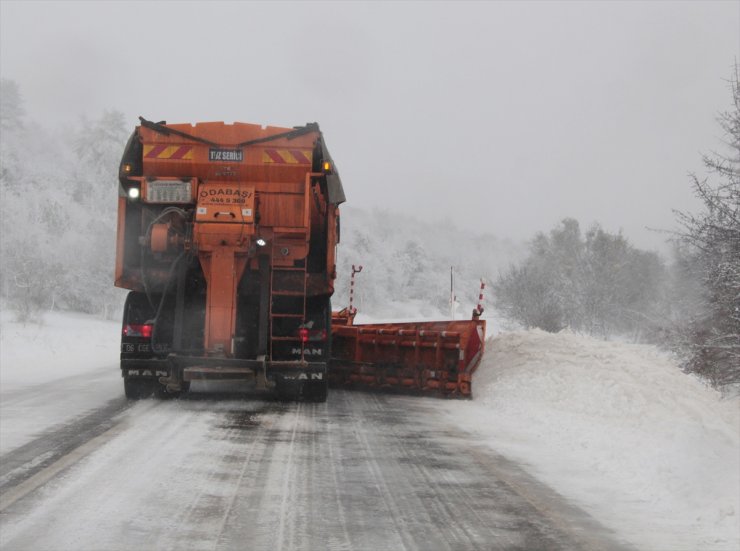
left=123, top=324, right=153, bottom=338
left=298, top=327, right=309, bottom=343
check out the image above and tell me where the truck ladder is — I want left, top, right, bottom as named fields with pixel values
left=269, top=233, right=308, bottom=361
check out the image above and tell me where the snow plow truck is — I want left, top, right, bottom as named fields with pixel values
left=116, top=118, right=485, bottom=402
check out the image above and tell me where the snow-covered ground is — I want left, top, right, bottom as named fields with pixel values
left=0, top=309, right=121, bottom=390
left=445, top=329, right=740, bottom=551
left=1, top=310, right=738, bottom=550
left=0, top=309, right=122, bottom=453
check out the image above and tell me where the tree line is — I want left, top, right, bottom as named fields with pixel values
left=494, top=218, right=665, bottom=339
left=493, top=68, right=739, bottom=389
left=0, top=78, right=128, bottom=321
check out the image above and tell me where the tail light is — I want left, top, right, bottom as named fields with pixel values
left=297, top=327, right=327, bottom=343
left=123, top=324, right=153, bottom=338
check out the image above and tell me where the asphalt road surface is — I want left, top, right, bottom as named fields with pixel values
left=0, top=385, right=634, bottom=551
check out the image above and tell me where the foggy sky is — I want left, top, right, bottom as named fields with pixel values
left=1, top=1, right=738, bottom=252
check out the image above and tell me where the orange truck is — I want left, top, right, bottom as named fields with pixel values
left=116, top=118, right=485, bottom=401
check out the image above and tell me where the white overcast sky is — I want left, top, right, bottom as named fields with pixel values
left=1, top=1, right=738, bottom=251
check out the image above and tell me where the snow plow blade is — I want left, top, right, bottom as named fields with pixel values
left=329, top=314, right=486, bottom=398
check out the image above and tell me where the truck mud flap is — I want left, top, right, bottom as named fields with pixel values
left=121, top=359, right=170, bottom=380
left=329, top=319, right=486, bottom=399
left=268, top=361, right=328, bottom=402
left=268, top=361, right=327, bottom=382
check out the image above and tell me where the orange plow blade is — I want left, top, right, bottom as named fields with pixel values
left=329, top=313, right=486, bottom=398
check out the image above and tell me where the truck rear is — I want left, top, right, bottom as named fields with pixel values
left=116, top=118, right=344, bottom=401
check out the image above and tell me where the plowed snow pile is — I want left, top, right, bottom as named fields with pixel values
left=445, top=330, right=740, bottom=551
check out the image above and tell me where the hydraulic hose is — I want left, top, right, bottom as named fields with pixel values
left=149, top=251, right=187, bottom=356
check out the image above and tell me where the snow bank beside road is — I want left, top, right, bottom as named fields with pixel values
left=0, top=310, right=121, bottom=390
left=446, top=330, right=740, bottom=551
left=0, top=310, right=123, bottom=453
left=0, top=309, right=120, bottom=389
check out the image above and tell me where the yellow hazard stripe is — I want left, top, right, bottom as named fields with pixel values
left=143, top=145, right=194, bottom=160
left=262, top=149, right=313, bottom=164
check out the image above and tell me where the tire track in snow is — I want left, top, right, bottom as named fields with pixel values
left=321, top=404, right=353, bottom=551
left=153, top=399, right=287, bottom=551
left=0, top=396, right=134, bottom=505
left=275, top=403, right=301, bottom=551
left=0, top=389, right=637, bottom=551
left=370, top=394, right=508, bottom=550
left=208, top=404, right=279, bottom=551
left=0, top=400, right=210, bottom=550
left=357, top=392, right=478, bottom=550
left=348, top=393, right=421, bottom=551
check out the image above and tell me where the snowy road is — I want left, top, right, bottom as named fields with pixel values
left=0, top=384, right=633, bottom=551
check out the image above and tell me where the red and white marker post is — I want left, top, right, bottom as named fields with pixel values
left=349, top=264, right=363, bottom=316
left=472, top=279, right=485, bottom=319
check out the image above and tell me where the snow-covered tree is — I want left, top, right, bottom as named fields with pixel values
left=494, top=219, right=666, bottom=338
left=334, top=206, right=522, bottom=319
left=0, top=78, right=24, bottom=131
left=0, top=80, right=128, bottom=320
left=673, top=67, right=740, bottom=388
left=0, top=81, right=67, bottom=320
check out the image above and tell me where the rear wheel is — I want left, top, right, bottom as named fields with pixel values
left=124, top=379, right=156, bottom=399
left=123, top=379, right=173, bottom=399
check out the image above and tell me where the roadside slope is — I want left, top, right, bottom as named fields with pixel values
left=0, top=309, right=120, bottom=389
left=0, top=310, right=121, bottom=453
left=445, top=329, right=740, bottom=551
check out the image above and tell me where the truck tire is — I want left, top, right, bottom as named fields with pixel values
left=124, top=379, right=173, bottom=399
left=124, top=379, right=156, bottom=400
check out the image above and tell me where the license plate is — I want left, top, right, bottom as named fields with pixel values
left=209, top=148, right=243, bottom=162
